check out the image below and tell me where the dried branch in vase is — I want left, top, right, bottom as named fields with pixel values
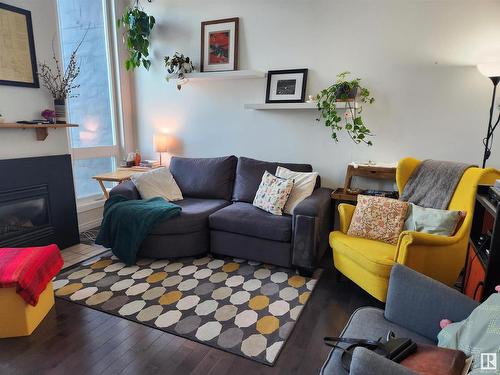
left=38, top=29, right=88, bottom=101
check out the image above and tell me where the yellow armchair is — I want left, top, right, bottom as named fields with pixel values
left=330, top=157, right=500, bottom=302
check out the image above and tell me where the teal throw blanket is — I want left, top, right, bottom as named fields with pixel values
left=96, top=195, right=181, bottom=265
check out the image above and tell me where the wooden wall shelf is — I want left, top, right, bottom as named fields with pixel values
left=0, top=123, right=78, bottom=141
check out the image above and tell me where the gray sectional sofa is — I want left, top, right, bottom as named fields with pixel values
left=109, top=155, right=333, bottom=275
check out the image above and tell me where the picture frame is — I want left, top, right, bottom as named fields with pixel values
left=265, top=69, right=308, bottom=103
left=200, top=17, right=239, bottom=72
left=0, top=2, right=39, bottom=88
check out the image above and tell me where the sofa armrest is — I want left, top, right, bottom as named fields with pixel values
left=385, top=264, right=478, bottom=342
left=292, top=188, right=333, bottom=271
left=109, top=180, right=141, bottom=200
left=350, top=347, right=417, bottom=375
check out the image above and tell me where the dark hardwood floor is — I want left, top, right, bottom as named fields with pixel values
left=0, top=256, right=382, bottom=375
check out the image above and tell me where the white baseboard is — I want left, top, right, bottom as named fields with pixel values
left=79, top=217, right=102, bottom=233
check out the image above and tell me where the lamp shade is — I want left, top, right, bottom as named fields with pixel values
left=477, top=62, right=500, bottom=78
left=154, top=133, right=169, bottom=153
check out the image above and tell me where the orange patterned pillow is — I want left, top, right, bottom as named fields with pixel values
left=347, top=195, right=409, bottom=244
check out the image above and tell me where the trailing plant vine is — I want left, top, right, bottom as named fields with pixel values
left=117, top=0, right=155, bottom=70
left=316, top=71, right=375, bottom=145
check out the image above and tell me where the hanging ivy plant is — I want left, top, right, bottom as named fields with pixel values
left=316, top=71, right=375, bottom=145
left=117, top=0, right=155, bottom=70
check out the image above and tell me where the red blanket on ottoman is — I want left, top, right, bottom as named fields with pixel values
left=0, top=245, right=63, bottom=306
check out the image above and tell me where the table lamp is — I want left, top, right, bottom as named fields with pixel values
left=154, top=133, right=169, bottom=165
left=477, top=62, right=500, bottom=167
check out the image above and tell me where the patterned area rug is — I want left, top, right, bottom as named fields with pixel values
left=54, top=252, right=320, bottom=365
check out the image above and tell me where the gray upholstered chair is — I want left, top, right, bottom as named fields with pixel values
left=321, top=264, right=478, bottom=375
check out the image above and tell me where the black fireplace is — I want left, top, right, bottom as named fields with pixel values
left=0, top=155, right=80, bottom=249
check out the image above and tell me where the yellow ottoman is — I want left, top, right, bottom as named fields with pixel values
left=0, top=281, right=55, bottom=338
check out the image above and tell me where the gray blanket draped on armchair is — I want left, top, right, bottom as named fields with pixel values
left=400, top=160, right=473, bottom=209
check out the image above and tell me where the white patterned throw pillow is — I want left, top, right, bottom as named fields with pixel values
left=253, top=171, right=294, bottom=215
left=131, top=167, right=183, bottom=201
left=276, top=166, right=318, bottom=214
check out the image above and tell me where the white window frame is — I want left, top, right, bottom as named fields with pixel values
left=57, top=0, right=126, bottom=208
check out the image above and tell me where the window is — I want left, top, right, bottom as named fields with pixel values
left=57, top=0, right=120, bottom=200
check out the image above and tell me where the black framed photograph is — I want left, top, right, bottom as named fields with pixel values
left=0, top=2, right=39, bottom=88
left=265, top=69, right=308, bottom=103
left=201, top=17, right=239, bottom=72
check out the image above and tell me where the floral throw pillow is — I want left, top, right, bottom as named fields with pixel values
left=347, top=195, right=409, bottom=244
left=253, top=171, right=294, bottom=215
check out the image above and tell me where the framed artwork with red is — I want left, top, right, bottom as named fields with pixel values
left=201, top=17, right=239, bottom=72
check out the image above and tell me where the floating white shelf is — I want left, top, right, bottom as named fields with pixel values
left=183, top=70, right=265, bottom=81
left=244, top=102, right=360, bottom=110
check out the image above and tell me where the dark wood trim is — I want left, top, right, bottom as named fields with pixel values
left=0, top=2, right=40, bottom=88
left=200, top=17, right=239, bottom=72
left=265, top=69, right=308, bottom=104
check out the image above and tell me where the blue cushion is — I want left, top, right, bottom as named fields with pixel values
left=169, top=156, right=237, bottom=200
left=209, top=202, right=292, bottom=242
left=232, top=157, right=314, bottom=203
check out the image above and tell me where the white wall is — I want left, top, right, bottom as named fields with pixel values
left=0, top=0, right=70, bottom=159
left=130, top=0, right=500, bottom=188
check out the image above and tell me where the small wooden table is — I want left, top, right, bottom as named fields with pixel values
left=331, top=163, right=398, bottom=228
left=92, top=169, right=142, bottom=199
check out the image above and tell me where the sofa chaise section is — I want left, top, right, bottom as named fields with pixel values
left=109, top=155, right=237, bottom=258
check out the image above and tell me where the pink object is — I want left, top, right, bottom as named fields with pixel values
left=440, top=319, right=453, bottom=329
left=41, top=109, right=56, bottom=122
left=495, top=285, right=500, bottom=293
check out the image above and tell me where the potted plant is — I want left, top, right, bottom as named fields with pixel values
left=164, top=52, right=195, bottom=90
left=117, top=0, right=155, bottom=71
left=316, top=71, right=375, bottom=145
left=38, top=35, right=85, bottom=123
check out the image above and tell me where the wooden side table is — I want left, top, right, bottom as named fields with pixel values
left=92, top=169, right=143, bottom=199
left=331, top=164, right=398, bottom=228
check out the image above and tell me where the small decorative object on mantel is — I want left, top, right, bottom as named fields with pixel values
left=316, top=71, right=375, bottom=145
left=265, top=69, right=308, bottom=103
left=41, top=109, right=56, bottom=123
left=201, top=18, right=239, bottom=72
left=0, top=114, right=4, bottom=124
left=164, top=52, right=195, bottom=90
left=38, top=32, right=86, bottom=123
left=117, top=0, right=155, bottom=71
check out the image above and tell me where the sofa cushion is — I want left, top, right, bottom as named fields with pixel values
left=169, top=156, right=237, bottom=200
left=150, top=198, right=230, bottom=235
left=232, top=157, right=314, bottom=203
left=209, top=202, right=292, bottom=242
left=320, top=307, right=433, bottom=375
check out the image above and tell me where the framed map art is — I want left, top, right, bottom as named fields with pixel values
left=0, top=3, right=39, bottom=88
